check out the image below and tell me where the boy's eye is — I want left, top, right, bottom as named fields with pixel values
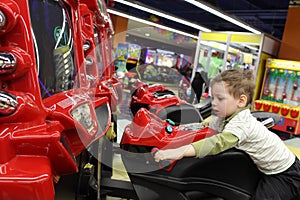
left=217, top=97, right=225, bottom=101
left=212, top=96, right=224, bottom=101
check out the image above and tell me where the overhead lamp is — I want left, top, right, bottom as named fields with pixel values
left=240, top=43, right=259, bottom=51
left=184, top=0, right=261, bottom=34
left=113, top=0, right=211, bottom=32
left=107, top=9, right=199, bottom=39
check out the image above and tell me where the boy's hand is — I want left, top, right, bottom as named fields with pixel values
left=153, top=145, right=196, bottom=162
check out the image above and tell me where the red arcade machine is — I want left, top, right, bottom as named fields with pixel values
left=0, top=0, right=122, bottom=199
left=130, top=81, right=203, bottom=125
left=121, top=107, right=216, bottom=169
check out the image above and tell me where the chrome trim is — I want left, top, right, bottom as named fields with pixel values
left=83, top=41, right=91, bottom=51
left=85, top=58, right=93, bottom=66
left=0, top=52, right=17, bottom=74
left=0, top=10, right=6, bottom=29
left=261, top=118, right=275, bottom=129
left=0, top=91, right=18, bottom=116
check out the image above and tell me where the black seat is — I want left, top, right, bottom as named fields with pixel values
left=156, top=103, right=203, bottom=124
left=123, top=149, right=262, bottom=200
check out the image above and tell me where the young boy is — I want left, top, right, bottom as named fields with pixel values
left=154, top=69, right=300, bottom=200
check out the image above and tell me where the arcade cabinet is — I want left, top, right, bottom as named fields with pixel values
left=254, top=58, right=300, bottom=135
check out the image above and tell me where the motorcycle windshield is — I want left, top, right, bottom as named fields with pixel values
left=29, top=0, right=76, bottom=98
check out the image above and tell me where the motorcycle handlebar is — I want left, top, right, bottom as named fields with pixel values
left=151, top=148, right=173, bottom=171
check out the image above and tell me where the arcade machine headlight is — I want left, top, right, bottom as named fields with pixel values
left=0, top=10, right=6, bottom=29
left=0, top=9, right=17, bottom=75
left=0, top=52, right=17, bottom=75
left=71, top=103, right=94, bottom=134
left=0, top=91, right=18, bottom=116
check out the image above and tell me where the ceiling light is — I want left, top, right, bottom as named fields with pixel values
left=240, top=43, right=259, bottom=51
left=107, top=9, right=199, bottom=39
left=184, top=0, right=261, bottom=34
left=144, top=33, right=150, bottom=37
left=113, top=0, right=211, bottom=32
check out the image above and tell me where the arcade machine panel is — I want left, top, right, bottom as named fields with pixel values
left=254, top=58, right=300, bottom=135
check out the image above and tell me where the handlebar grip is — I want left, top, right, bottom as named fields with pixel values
left=151, top=147, right=159, bottom=156
left=151, top=147, right=173, bottom=171
left=159, top=159, right=172, bottom=169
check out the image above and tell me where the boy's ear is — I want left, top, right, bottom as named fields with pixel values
left=238, top=94, right=248, bottom=108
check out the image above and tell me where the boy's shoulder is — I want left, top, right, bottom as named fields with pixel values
left=235, top=108, right=252, bottom=119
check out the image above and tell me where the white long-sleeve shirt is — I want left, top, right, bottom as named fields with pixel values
left=192, top=109, right=295, bottom=175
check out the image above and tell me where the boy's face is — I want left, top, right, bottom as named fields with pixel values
left=211, top=82, right=242, bottom=118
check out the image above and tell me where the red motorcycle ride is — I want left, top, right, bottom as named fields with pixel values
left=0, top=0, right=122, bottom=199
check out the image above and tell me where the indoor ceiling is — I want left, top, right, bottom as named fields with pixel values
left=108, top=0, right=300, bottom=40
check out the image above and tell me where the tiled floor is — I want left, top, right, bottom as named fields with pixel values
left=284, top=137, right=300, bottom=158
left=111, top=154, right=130, bottom=182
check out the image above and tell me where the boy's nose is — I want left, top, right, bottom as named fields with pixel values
left=211, top=99, right=216, bottom=106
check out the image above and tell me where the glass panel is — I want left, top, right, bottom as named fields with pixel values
left=115, top=19, right=197, bottom=90
left=94, top=27, right=104, bottom=76
left=198, top=41, right=225, bottom=78
left=228, top=43, right=259, bottom=71
left=113, top=19, right=198, bottom=119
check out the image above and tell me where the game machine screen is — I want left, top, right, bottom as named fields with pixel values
left=155, top=49, right=181, bottom=83
left=144, top=49, right=156, bottom=65
left=115, top=43, right=141, bottom=88
left=115, top=43, right=128, bottom=73
left=178, top=54, right=192, bottom=69
left=126, top=43, right=141, bottom=72
left=176, top=54, right=192, bottom=77
left=115, top=43, right=141, bottom=72
left=29, top=0, right=110, bottom=144
left=155, top=49, right=177, bottom=68
left=137, top=48, right=157, bottom=81
left=29, top=0, right=75, bottom=99
left=138, top=48, right=181, bottom=84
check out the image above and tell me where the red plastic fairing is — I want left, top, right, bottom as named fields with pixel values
left=0, top=0, right=117, bottom=199
left=79, top=0, right=115, bottom=78
left=131, top=82, right=187, bottom=115
left=0, top=156, right=54, bottom=200
left=121, top=108, right=216, bottom=149
left=76, top=0, right=121, bottom=110
left=0, top=1, right=57, bottom=197
left=43, top=90, right=111, bottom=156
left=96, top=76, right=123, bottom=112
left=0, top=0, right=44, bottom=109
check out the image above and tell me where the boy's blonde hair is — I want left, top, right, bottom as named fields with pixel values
left=211, top=69, right=256, bottom=105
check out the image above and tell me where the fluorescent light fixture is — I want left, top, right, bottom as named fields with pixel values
left=107, top=9, right=199, bottom=39
left=113, top=0, right=211, bottom=32
left=184, top=0, right=261, bottom=34
left=240, top=43, right=259, bottom=51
